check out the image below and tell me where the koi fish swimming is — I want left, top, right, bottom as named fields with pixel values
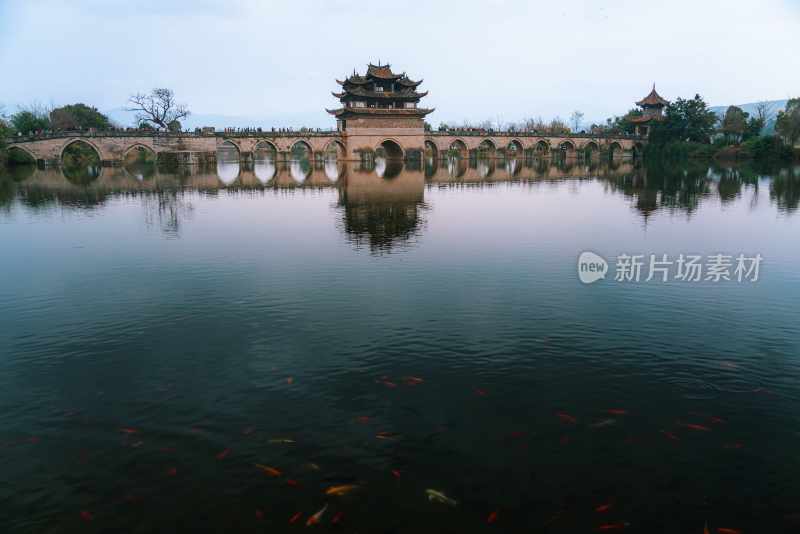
left=306, top=503, right=328, bottom=526
left=325, top=484, right=359, bottom=496
left=425, top=489, right=458, bottom=507
left=590, top=418, right=617, bottom=428
left=556, top=412, right=577, bottom=424
left=215, top=448, right=230, bottom=460
left=268, top=438, right=295, bottom=444
left=375, top=431, right=401, bottom=440
left=255, top=464, right=282, bottom=477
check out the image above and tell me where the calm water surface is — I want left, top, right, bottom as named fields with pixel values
left=1, top=155, right=800, bottom=533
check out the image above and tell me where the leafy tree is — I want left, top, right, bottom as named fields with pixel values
left=650, top=94, right=717, bottom=144
left=11, top=107, right=51, bottom=134
left=127, top=88, right=190, bottom=130
left=721, top=105, right=749, bottom=143
left=50, top=103, right=111, bottom=130
left=775, top=98, right=800, bottom=147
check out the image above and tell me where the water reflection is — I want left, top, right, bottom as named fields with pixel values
left=2, top=160, right=798, bottom=240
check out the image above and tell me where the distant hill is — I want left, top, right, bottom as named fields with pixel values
left=710, top=99, right=788, bottom=135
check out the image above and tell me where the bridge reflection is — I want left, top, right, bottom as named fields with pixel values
left=1, top=158, right=797, bottom=244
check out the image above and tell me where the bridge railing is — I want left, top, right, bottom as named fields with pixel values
left=427, top=130, right=643, bottom=140
left=5, top=128, right=342, bottom=143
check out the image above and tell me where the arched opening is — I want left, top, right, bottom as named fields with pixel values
left=123, top=145, right=157, bottom=181
left=289, top=159, right=311, bottom=183
left=447, top=154, right=467, bottom=178
left=7, top=146, right=36, bottom=165
left=254, top=140, right=278, bottom=183
left=477, top=139, right=496, bottom=158
left=324, top=158, right=344, bottom=182
left=507, top=140, right=523, bottom=156
left=558, top=140, right=576, bottom=158
left=61, top=140, right=102, bottom=184
left=583, top=141, right=599, bottom=161
left=424, top=140, right=438, bottom=160
left=290, top=140, right=313, bottom=160
left=324, top=140, right=346, bottom=160
left=216, top=140, right=240, bottom=185
left=478, top=158, right=495, bottom=179
left=535, top=140, right=550, bottom=156
left=449, top=139, right=467, bottom=159
left=608, top=142, right=623, bottom=159
left=375, top=139, right=403, bottom=160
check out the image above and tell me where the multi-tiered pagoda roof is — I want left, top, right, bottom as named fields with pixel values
left=327, top=63, right=434, bottom=119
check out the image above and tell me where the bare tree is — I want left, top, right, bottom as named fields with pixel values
left=569, top=110, right=584, bottom=132
left=755, top=101, right=775, bottom=126
left=127, top=88, right=190, bottom=130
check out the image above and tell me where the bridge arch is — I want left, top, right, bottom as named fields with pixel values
left=323, top=139, right=346, bottom=159
left=534, top=139, right=550, bottom=155
left=123, top=143, right=156, bottom=161
left=376, top=138, right=404, bottom=159
left=254, top=139, right=279, bottom=155
left=449, top=139, right=468, bottom=158
left=507, top=139, right=524, bottom=155
left=478, top=139, right=496, bottom=158
left=558, top=140, right=576, bottom=156
left=60, top=139, right=102, bottom=163
left=290, top=140, right=313, bottom=160
left=424, top=140, right=438, bottom=160
left=220, top=139, right=242, bottom=153
left=7, top=145, right=37, bottom=164
left=608, top=141, right=623, bottom=158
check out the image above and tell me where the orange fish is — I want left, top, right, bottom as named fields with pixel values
left=607, top=409, right=628, bottom=415
left=717, top=529, right=742, bottom=534
left=325, top=484, right=359, bottom=496
left=289, top=512, right=302, bottom=524
left=356, top=416, right=370, bottom=424
left=255, top=464, right=282, bottom=477
left=331, top=512, right=344, bottom=524
left=376, top=431, right=401, bottom=440
left=286, top=479, right=299, bottom=487
left=216, top=448, right=231, bottom=460
left=287, top=377, right=294, bottom=385
left=166, top=467, right=177, bottom=476
left=661, top=430, right=680, bottom=441
left=306, top=503, right=328, bottom=526
left=80, top=511, right=93, bottom=522
left=405, top=376, right=424, bottom=385
left=556, top=412, right=577, bottom=424
left=598, top=522, right=627, bottom=530
left=595, top=503, right=612, bottom=513
left=682, top=423, right=711, bottom=432
left=120, top=428, right=138, bottom=434
left=487, top=511, right=498, bottom=524
left=704, top=522, right=710, bottom=534
left=391, top=469, right=401, bottom=478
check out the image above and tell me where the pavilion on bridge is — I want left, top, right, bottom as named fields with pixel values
left=630, top=85, right=669, bottom=137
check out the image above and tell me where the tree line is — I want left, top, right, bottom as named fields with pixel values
left=0, top=88, right=190, bottom=137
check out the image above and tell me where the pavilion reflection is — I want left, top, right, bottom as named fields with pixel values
left=1, top=159, right=797, bottom=239
left=338, top=163, right=426, bottom=253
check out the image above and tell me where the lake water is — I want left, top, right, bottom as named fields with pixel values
left=1, top=156, right=800, bottom=533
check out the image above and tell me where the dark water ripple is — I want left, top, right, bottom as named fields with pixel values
left=1, top=163, right=800, bottom=532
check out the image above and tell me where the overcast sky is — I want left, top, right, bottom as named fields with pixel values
left=1, top=0, right=798, bottom=128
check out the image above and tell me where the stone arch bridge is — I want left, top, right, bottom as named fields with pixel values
left=5, top=130, right=643, bottom=167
